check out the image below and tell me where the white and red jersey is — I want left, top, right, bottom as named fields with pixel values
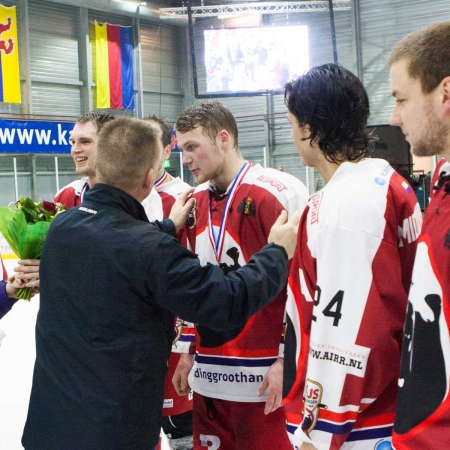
left=144, top=175, right=195, bottom=417
left=54, top=177, right=89, bottom=209
left=186, top=163, right=308, bottom=402
left=393, top=164, right=450, bottom=449
left=283, top=158, right=420, bottom=449
left=141, top=187, right=164, bottom=222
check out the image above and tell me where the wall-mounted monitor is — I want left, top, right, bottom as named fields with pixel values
left=368, top=125, right=412, bottom=175
left=202, top=25, right=310, bottom=96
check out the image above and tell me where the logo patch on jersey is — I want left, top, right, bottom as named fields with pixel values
left=237, top=196, right=256, bottom=216
left=302, top=379, right=327, bottom=436
left=218, top=247, right=241, bottom=275
left=173, top=317, right=187, bottom=346
left=374, top=440, right=392, bottom=450
left=374, top=177, right=386, bottom=185
left=445, top=229, right=450, bottom=250
left=401, top=180, right=412, bottom=194
left=187, top=204, right=196, bottom=229
left=163, top=398, right=173, bottom=408
left=310, top=192, right=324, bottom=225
left=256, top=174, right=288, bottom=192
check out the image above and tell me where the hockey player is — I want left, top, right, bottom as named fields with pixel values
left=54, top=111, right=115, bottom=208
left=282, top=64, right=421, bottom=449
left=175, top=100, right=308, bottom=449
left=389, top=22, right=450, bottom=449
left=141, top=116, right=195, bottom=450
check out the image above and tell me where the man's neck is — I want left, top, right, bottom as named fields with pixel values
left=317, top=160, right=341, bottom=183
left=158, top=170, right=173, bottom=185
left=88, top=175, right=96, bottom=188
left=211, top=154, right=247, bottom=191
left=441, top=147, right=450, bottom=163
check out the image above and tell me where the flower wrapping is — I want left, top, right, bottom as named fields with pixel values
left=0, top=197, right=65, bottom=300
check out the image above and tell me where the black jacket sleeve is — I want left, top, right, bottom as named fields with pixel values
left=147, top=233, right=288, bottom=331
left=152, top=218, right=177, bottom=237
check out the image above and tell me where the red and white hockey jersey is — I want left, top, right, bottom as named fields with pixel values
left=143, top=175, right=195, bottom=417
left=393, top=159, right=450, bottom=450
left=186, top=163, right=308, bottom=402
left=283, top=158, right=421, bottom=449
left=54, top=177, right=89, bottom=208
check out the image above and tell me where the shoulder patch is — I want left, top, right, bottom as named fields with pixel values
left=237, top=196, right=256, bottom=217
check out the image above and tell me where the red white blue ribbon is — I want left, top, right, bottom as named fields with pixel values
left=208, top=161, right=252, bottom=262
left=80, top=182, right=89, bottom=203
left=154, top=170, right=168, bottom=188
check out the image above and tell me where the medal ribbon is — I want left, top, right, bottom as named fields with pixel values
left=154, top=170, right=168, bottom=188
left=80, top=183, right=89, bottom=203
left=208, top=161, right=252, bottom=262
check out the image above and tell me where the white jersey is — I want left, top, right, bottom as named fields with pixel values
left=284, top=158, right=420, bottom=449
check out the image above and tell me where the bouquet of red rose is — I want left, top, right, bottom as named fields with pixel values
left=0, top=197, right=65, bottom=300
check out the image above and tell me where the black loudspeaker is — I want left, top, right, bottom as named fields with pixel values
left=367, top=125, right=412, bottom=176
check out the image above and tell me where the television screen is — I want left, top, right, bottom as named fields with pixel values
left=368, top=125, right=412, bottom=174
left=204, top=26, right=309, bottom=94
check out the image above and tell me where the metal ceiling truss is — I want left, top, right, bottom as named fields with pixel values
left=159, top=1, right=351, bottom=19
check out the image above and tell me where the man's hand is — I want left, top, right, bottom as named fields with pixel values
left=6, top=259, right=40, bottom=299
left=169, top=188, right=196, bottom=233
left=300, top=444, right=318, bottom=450
left=268, top=210, right=301, bottom=259
left=258, top=357, right=284, bottom=415
left=172, top=353, right=194, bottom=396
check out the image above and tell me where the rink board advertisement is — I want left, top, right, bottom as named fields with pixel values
left=0, top=234, right=14, bottom=258
left=0, top=120, right=73, bottom=154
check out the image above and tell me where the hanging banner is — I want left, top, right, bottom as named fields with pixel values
left=0, top=4, right=21, bottom=103
left=0, top=120, right=73, bottom=154
left=94, top=21, right=134, bottom=110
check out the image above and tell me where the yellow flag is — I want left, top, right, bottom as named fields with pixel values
left=95, top=21, right=110, bottom=109
left=0, top=4, right=21, bottom=103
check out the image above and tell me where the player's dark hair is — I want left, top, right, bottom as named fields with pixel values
left=285, top=64, right=375, bottom=164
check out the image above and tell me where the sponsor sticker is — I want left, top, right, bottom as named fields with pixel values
left=302, top=379, right=327, bottom=436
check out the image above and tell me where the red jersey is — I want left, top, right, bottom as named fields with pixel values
left=393, top=160, right=450, bottom=449
left=144, top=175, right=195, bottom=417
left=54, top=177, right=89, bottom=208
left=283, top=159, right=420, bottom=449
left=186, top=163, right=308, bottom=402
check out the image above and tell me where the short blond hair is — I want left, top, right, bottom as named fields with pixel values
left=96, top=118, right=162, bottom=191
left=389, top=21, right=450, bottom=94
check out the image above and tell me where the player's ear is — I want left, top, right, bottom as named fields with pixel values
left=218, top=129, right=231, bottom=149
left=144, top=167, right=154, bottom=191
left=440, top=76, right=450, bottom=116
left=164, top=144, right=171, bottom=161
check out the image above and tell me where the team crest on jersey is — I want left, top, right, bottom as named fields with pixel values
left=173, top=317, right=186, bottom=346
left=237, top=196, right=256, bottom=216
left=187, top=204, right=196, bottom=229
left=218, top=247, right=241, bottom=275
left=301, top=379, right=327, bottom=436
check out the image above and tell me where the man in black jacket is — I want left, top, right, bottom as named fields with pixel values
left=22, top=118, right=299, bottom=450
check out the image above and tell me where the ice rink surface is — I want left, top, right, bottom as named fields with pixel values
left=0, top=258, right=170, bottom=450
